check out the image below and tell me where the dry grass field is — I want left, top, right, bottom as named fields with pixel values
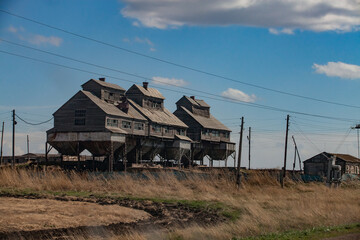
left=0, top=197, right=150, bottom=232
left=0, top=167, right=359, bottom=239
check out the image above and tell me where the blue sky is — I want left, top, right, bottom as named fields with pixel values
left=1, top=0, right=360, bottom=168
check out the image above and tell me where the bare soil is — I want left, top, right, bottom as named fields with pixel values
left=0, top=194, right=224, bottom=239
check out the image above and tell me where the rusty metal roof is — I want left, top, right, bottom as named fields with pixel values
left=128, top=99, right=187, bottom=128
left=131, top=84, right=165, bottom=99
left=83, top=79, right=126, bottom=91
left=180, top=106, right=231, bottom=131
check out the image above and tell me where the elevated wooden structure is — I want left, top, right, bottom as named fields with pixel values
left=174, top=96, right=236, bottom=166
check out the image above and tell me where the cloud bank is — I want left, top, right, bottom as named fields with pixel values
left=221, top=88, right=256, bottom=102
left=313, top=62, right=360, bottom=79
left=121, top=0, right=360, bottom=32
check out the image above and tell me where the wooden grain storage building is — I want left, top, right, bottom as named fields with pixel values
left=173, top=96, right=236, bottom=166
left=47, top=78, right=147, bottom=171
left=304, top=152, right=360, bottom=176
left=125, top=82, right=192, bottom=166
left=47, top=79, right=192, bottom=170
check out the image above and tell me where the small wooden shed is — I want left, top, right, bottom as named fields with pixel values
left=303, top=152, right=360, bottom=176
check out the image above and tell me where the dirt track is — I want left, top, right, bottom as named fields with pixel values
left=0, top=194, right=224, bottom=239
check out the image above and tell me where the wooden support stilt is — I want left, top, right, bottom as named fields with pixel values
left=108, top=141, right=114, bottom=172
left=124, top=142, right=127, bottom=172
left=77, top=141, right=81, bottom=170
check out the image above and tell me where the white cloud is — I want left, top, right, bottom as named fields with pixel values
left=313, top=62, right=360, bottom=79
left=7, top=25, right=19, bottom=33
left=152, top=76, right=188, bottom=87
left=121, top=0, right=360, bottom=32
left=123, top=36, right=156, bottom=51
left=269, top=28, right=294, bottom=35
left=27, top=34, right=63, bottom=47
left=134, top=37, right=154, bottom=46
left=221, top=88, right=257, bottom=103
left=7, top=26, right=63, bottom=47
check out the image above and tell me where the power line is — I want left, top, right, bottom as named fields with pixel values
left=1, top=49, right=359, bottom=123
left=1, top=9, right=360, bottom=109
left=15, top=114, right=53, bottom=126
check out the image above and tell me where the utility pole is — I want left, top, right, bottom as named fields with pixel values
left=236, top=117, right=244, bottom=187
left=0, top=121, right=4, bottom=166
left=12, top=109, right=16, bottom=169
left=247, top=127, right=251, bottom=170
left=351, top=124, right=360, bottom=159
left=292, top=136, right=302, bottom=172
left=281, top=115, right=290, bottom=188
left=27, top=135, right=30, bottom=162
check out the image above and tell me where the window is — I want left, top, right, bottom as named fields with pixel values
left=74, top=109, right=86, bottom=125
left=177, top=129, right=186, bottom=136
left=122, top=121, right=132, bottom=129
left=202, top=129, right=210, bottom=136
left=75, top=118, right=85, bottom=125
left=212, top=130, right=220, bottom=137
left=224, top=132, right=230, bottom=138
left=106, top=118, right=118, bottom=127
left=75, top=109, right=86, bottom=117
left=164, top=126, right=170, bottom=134
left=134, top=122, right=144, bottom=130
left=152, top=124, right=161, bottom=133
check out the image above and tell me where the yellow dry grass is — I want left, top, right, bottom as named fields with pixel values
left=0, top=197, right=150, bottom=232
left=0, top=168, right=359, bottom=239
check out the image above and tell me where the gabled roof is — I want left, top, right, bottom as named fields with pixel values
left=330, top=153, right=360, bottom=163
left=183, top=96, right=210, bottom=108
left=82, top=91, right=146, bottom=120
left=128, top=99, right=187, bottom=128
left=82, top=79, right=126, bottom=91
left=179, top=106, right=230, bottom=131
left=305, top=152, right=360, bottom=163
left=127, top=84, right=165, bottom=99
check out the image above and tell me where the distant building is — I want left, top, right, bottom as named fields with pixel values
left=303, top=152, right=360, bottom=176
left=174, top=96, right=235, bottom=166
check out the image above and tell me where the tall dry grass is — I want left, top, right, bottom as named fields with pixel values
left=0, top=168, right=359, bottom=239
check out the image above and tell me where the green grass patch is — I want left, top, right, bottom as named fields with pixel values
left=237, top=223, right=360, bottom=240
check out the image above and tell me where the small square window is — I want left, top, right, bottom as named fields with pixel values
left=122, top=121, right=132, bottom=129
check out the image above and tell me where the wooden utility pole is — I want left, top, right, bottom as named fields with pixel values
left=0, top=121, right=4, bottom=166
left=351, top=124, right=360, bottom=159
left=27, top=135, right=30, bottom=162
left=292, top=136, right=302, bottom=172
left=281, top=115, right=290, bottom=188
left=12, top=109, right=16, bottom=168
left=236, top=117, right=244, bottom=187
left=247, top=127, right=251, bottom=170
